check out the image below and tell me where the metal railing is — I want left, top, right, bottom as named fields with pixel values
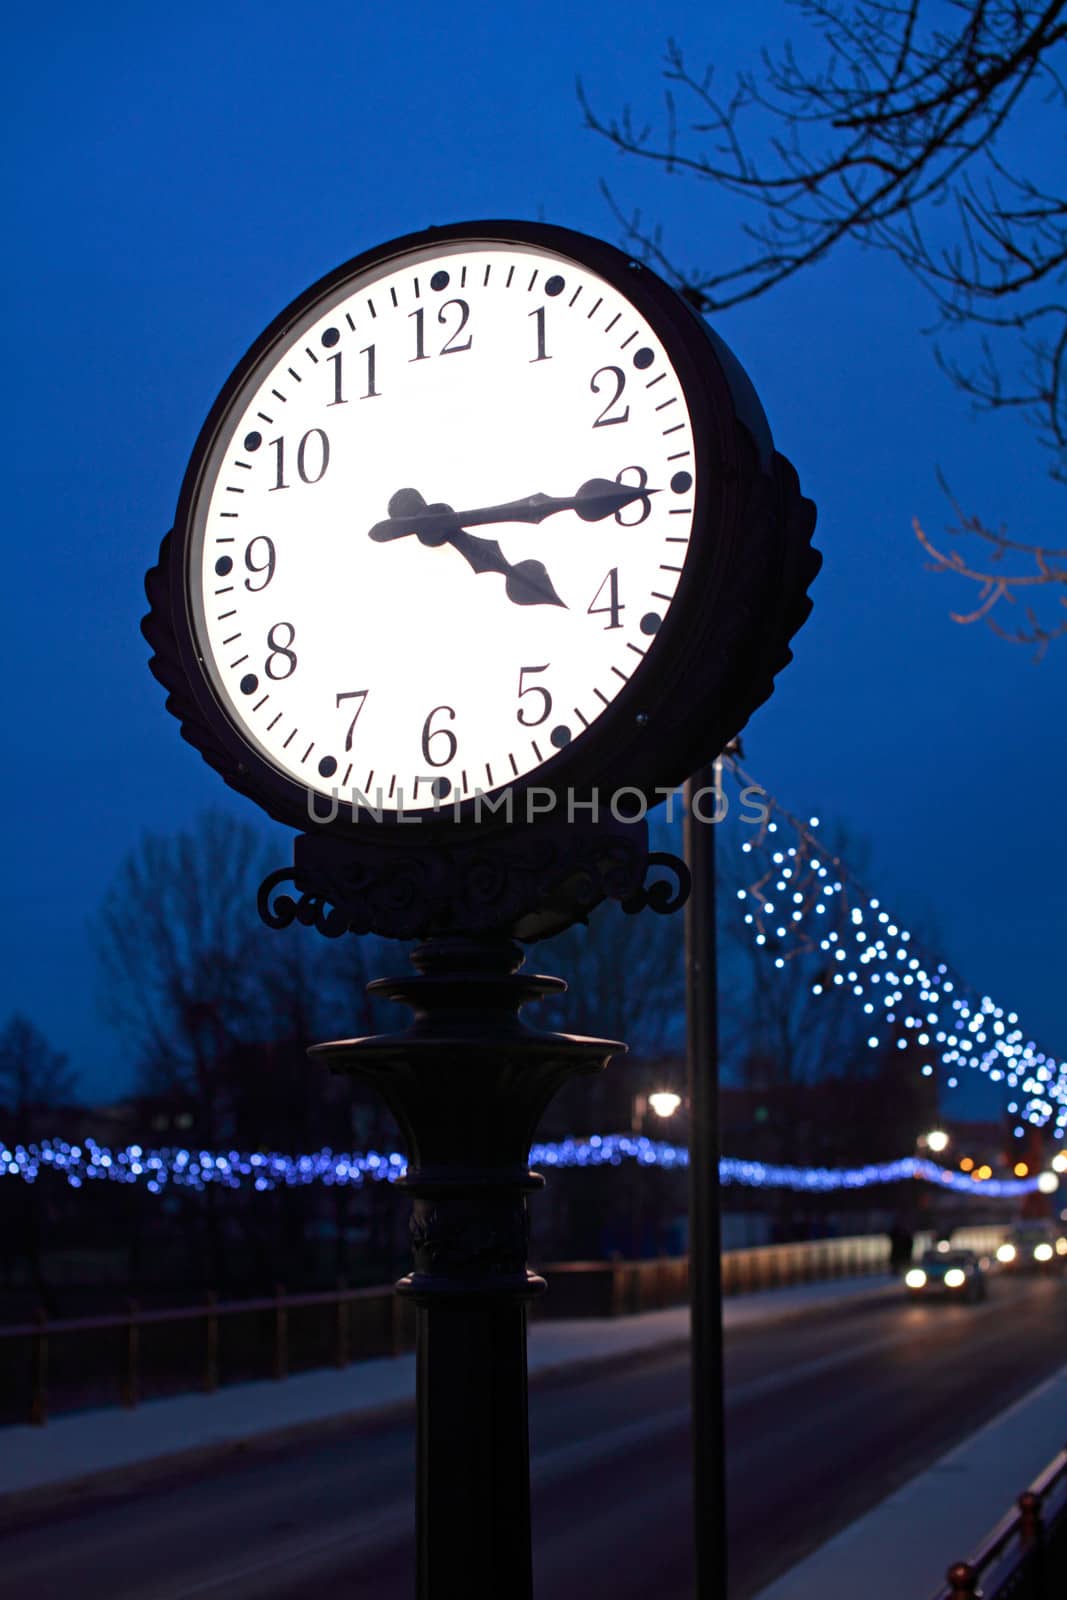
left=934, top=1444, right=1067, bottom=1599
left=0, top=1228, right=1002, bottom=1427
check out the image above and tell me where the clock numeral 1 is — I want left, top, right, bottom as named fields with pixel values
left=421, top=704, right=458, bottom=767
left=269, top=429, right=330, bottom=490
left=588, top=569, right=624, bottom=630
left=336, top=689, right=369, bottom=750
left=360, top=344, right=380, bottom=399
left=516, top=664, right=552, bottom=727
left=265, top=621, right=298, bottom=679
left=528, top=305, right=550, bottom=363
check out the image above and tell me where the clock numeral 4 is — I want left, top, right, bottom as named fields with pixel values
left=269, top=429, right=330, bottom=490
left=516, top=664, right=552, bottom=727
left=265, top=621, right=298, bottom=680
left=409, top=300, right=472, bottom=363
left=588, top=569, right=624, bottom=630
left=421, top=704, right=458, bottom=767
left=335, top=690, right=369, bottom=751
left=590, top=366, right=629, bottom=428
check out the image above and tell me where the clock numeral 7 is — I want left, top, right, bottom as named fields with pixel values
left=335, top=690, right=369, bottom=751
left=516, top=665, right=552, bottom=727
left=588, top=569, right=624, bottom=630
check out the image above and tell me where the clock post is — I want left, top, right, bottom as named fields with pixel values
left=144, top=218, right=819, bottom=1600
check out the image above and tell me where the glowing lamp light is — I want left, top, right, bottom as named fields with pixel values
left=1037, top=1171, right=1060, bottom=1195
left=996, top=1242, right=1017, bottom=1263
left=943, top=1268, right=966, bottom=1289
left=1053, top=1153, right=1067, bottom=1174
left=1033, top=1242, right=1054, bottom=1262
left=1014, top=1162, right=1030, bottom=1177
left=925, top=1129, right=950, bottom=1154
left=648, top=1091, right=683, bottom=1119
left=904, top=1269, right=927, bottom=1289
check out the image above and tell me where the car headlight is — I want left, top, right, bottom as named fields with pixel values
left=944, top=1268, right=967, bottom=1289
left=996, top=1243, right=1017, bottom=1263
left=1034, top=1243, right=1054, bottom=1262
left=905, top=1269, right=927, bottom=1289
left=1056, top=1239, right=1067, bottom=1256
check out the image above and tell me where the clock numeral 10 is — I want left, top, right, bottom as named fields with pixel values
left=516, top=665, right=552, bottom=726
left=269, top=429, right=330, bottom=490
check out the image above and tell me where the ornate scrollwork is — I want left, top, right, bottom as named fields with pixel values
left=409, top=1198, right=531, bottom=1279
left=621, top=850, right=692, bottom=916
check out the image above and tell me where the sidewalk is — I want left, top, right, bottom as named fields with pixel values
left=752, top=1360, right=1067, bottom=1600
left=0, top=1274, right=897, bottom=1514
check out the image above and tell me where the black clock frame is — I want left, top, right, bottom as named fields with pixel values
left=144, top=219, right=818, bottom=844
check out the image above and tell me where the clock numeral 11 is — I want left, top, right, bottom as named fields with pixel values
left=325, top=348, right=380, bottom=402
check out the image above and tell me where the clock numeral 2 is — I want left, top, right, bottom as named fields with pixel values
left=421, top=704, right=458, bottom=767
left=336, top=689, right=369, bottom=751
left=516, top=664, right=552, bottom=727
left=590, top=366, right=629, bottom=427
left=588, top=569, right=624, bottom=630
left=409, top=300, right=472, bottom=362
left=265, top=621, right=298, bottom=679
left=269, top=429, right=330, bottom=490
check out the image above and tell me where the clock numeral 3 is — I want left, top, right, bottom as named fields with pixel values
left=269, top=429, right=330, bottom=490
left=265, top=621, right=298, bottom=680
left=588, top=569, right=624, bottom=630
left=335, top=689, right=369, bottom=751
left=516, top=665, right=552, bottom=727
left=421, top=704, right=458, bottom=767
left=614, top=466, right=653, bottom=526
left=590, top=367, right=629, bottom=428
left=243, top=536, right=276, bottom=592
left=409, top=301, right=472, bottom=363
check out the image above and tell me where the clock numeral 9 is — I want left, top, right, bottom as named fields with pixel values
left=264, top=621, right=298, bottom=680
left=421, top=704, right=458, bottom=767
left=614, top=466, right=652, bottom=526
left=590, top=366, right=629, bottom=428
left=269, top=429, right=330, bottom=490
left=588, top=569, right=624, bottom=630
left=516, top=665, right=552, bottom=727
left=409, top=300, right=472, bottom=362
left=243, top=536, right=276, bottom=591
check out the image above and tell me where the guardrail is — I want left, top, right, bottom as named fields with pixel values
left=0, top=1226, right=1005, bottom=1427
left=934, top=1443, right=1067, bottom=1599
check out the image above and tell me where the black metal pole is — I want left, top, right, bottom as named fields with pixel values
left=683, top=759, right=728, bottom=1600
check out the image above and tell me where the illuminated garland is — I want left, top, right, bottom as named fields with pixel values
left=0, top=1137, right=1044, bottom=1198
left=726, top=757, right=1067, bottom=1138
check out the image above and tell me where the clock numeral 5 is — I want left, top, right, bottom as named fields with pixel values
left=265, top=621, right=298, bottom=680
left=335, top=690, right=369, bottom=751
left=588, top=569, right=624, bottom=630
left=516, top=664, right=552, bottom=727
left=421, top=704, right=458, bottom=767
left=269, top=429, right=330, bottom=491
left=409, top=300, right=472, bottom=363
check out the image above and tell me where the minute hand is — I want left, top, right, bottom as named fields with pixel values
left=367, top=477, right=657, bottom=542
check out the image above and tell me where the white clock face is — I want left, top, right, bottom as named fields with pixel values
left=187, top=236, right=698, bottom=815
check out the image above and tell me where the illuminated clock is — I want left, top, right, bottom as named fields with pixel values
left=145, top=220, right=818, bottom=837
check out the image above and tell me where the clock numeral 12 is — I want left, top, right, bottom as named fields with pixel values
left=409, top=300, right=472, bottom=362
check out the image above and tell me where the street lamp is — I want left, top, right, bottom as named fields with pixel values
left=648, top=1090, right=683, bottom=1119
left=923, top=1129, right=950, bottom=1154
left=1037, top=1171, right=1060, bottom=1195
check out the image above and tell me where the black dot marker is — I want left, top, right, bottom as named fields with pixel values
left=215, top=556, right=233, bottom=576
left=243, top=431, right=262, bottom=452
left=431, top=776, right=451, bottom=800
left=430, top=270, right=450, bottom=291
left=670, top=471, right=693, bottom=494
left=318, top=755, right=338, bottom=778
left=545, top=275, right=565, bottom=297
left=240, top=674, right=258, bottom=695
left=633, top=348, right=654, bottom=370
left=549, top=725, right=572, bottom=749
left=640, top=612, right=662, bottom=636
left=321, top=327, right=340, bottom=348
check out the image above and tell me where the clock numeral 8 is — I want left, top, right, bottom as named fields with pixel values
left=264, top=621, right=298, bottom=680
left=421, top=704, right=458, bottom=767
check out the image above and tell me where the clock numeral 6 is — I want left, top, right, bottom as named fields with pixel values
left=264, top=621, right=298, bottom=680
left=243, top=536, right=276, bottom=592
left=614, top=466, right=652, bottom=526
left=421, top=704, right=458, bottom=767
left=269, top=429, right=330, bottom=491
left=590, top=366, right=629, bottom=428
left=516, top=665, right=552, bottom=727
left=588, top=569, right=624, bottom=630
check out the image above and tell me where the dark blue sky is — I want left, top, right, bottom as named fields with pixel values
left=3, top=2, right=1063, bottom=1114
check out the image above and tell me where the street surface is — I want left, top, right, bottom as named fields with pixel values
left=1, top=1274, right=1064, bottom=1600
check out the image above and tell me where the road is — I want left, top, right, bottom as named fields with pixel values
left=2, top=1274, right=1065, bottom=1600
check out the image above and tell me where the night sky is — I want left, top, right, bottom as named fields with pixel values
left=3, top=2, right=1062, bottom=1113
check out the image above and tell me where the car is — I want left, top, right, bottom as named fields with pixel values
left=904, top=1245, right=988, bottom=1303
left=995, top=1219, right=1067, bottom=1271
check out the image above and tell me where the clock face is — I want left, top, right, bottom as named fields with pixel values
left=178, top=226, right=719, bottom=822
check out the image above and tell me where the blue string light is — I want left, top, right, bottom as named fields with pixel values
left=727, top=757, right=1067, bottom=1137
left=0, top=1137, right=1042, bottom=1198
